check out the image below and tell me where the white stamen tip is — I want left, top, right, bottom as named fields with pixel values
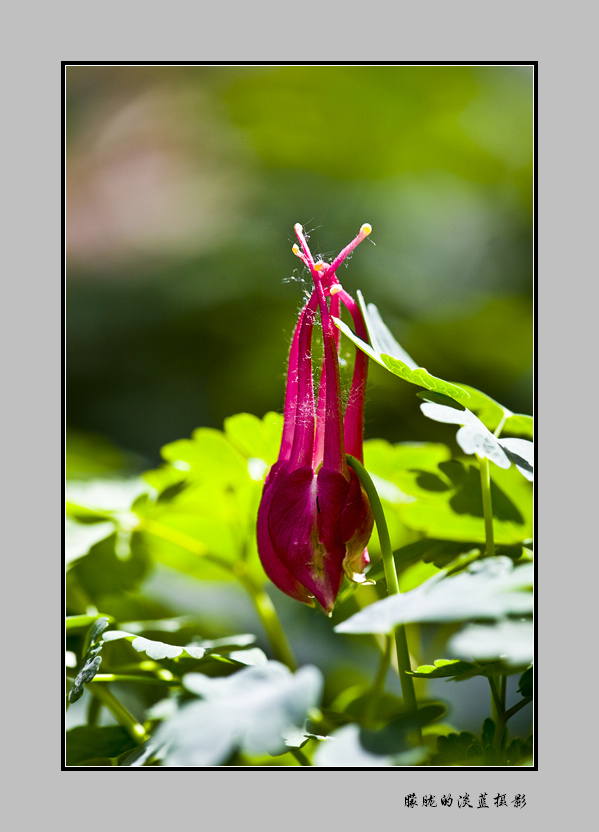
left=360, top=223, right=372, bottom=236
left=329, top=284, right=342, bottom=295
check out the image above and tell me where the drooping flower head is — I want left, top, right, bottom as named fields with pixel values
left=257, top=223, right=374, bottom=614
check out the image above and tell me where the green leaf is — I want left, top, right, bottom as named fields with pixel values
left=380, top=355, right=471, bottom=401
left=65, top=614, right=114, bottom=632
left=135, top=662, right=323, bottom=766
left=503, top=413, right=534, bottom=439
left=409, top=659, right=478, bottom=679
left=518, top=666, right=533, bottom=699
left=448, top=385, right=534, bottom=438
left=394, top=538, right=479, bottom=570
left=361, top=440, right=452, bottom=549
left=135, top=422, right=268, bottom=583
left=335, top=557, right=533, bottom=634
left=408, top=658, right=507, bottom=683
left=103, top=629, right=265, bottom=666
left=103, top=630, right=206, bottom=661
left=161, top=428, right=248, bottom=486
left=390, top=538, right=529, bottom=573
left=224, top=411, right=283, bottom=466
left=66, top=726, right=138, bottom=767
left=356, top=290, right=419, bottom=369
left=336, top=294, right=533, bottom=443
left=334, top=313, right=470, bottom=403
left=67, top=532, right=150, bottom=601
left=392, top=459, right=533, bottom=545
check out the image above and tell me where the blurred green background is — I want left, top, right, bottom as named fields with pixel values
left=66, top=64, right=533, bottom=473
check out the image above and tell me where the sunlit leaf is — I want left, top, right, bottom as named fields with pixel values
left=420, top=399, right=534, bottom=480
left=334, top=315, right=470, bottom=402
left=103, top=630, right=206, bottom=661
left=408, top=659, right=478, bottom=679
left=452, top=385, right=533, bottom=438
left=393, top=460, right=533, bottom=544
left=335, top=557, right=533, bottom=634
left=161, top=428, right=248, bottom=486
left=356, top=290, right=418, bottom=369
left=224, top=411, right=283, bottom=466
left=499, top=437, right=534, bottom=481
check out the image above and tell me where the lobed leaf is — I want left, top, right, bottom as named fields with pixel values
left=133, top=662, right=323, bottom=766
left=335, top=293, right=533, bottom=443
left=333, top=313, right=470, bottom=403
left=391, top=459, right=533, bottom=544
left=335, top=557, right=533, bottom=634
left=419, top=398, right=534, bottom=480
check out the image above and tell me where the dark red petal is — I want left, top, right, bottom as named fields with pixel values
left=267, top=467, right=345, bottom=613
left=257, top=462, right=314, bottom=605
left=339, top=469, right=374, bottom=546
left=340, top=469, right=374, bottom=577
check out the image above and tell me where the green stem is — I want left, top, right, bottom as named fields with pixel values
left=87, top=683, right=148, bottom=744
left=478, top=456, right=495, bottom=558
left=236, top=566, right=297, bottom=671
left=493, top=414, right=508, bottom=438
left=505, top=696, right=532, bottom=721
left=346, top=456, right=418, bottom=719
left=82, top=673, right=179, bottom=686
left=488, top=675, right=502, bottom=716
left=488, top=675, right=507, bottom=756
left=141, top=519, right=296, bottom=671
left=291, top=748, right=311, bottom=766
left=365, top=636, right=392, bottom=724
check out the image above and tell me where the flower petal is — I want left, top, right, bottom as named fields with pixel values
left=257, top=462, right=314, bottom=606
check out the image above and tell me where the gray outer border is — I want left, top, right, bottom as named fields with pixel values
left=7, top=1, right=587, bottom=824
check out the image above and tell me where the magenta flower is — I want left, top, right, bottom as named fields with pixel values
left=257, top=223, right=374, bottom=614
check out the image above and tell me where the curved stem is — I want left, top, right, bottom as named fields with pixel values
left=478, top=456, right=496, bottom=558
left=236, top=567, right=297, bottom=671
left=141, top=519, right=296, bottom=671
left=87, top=683, right=148, bottom=744
left=493, top=414, right=508, bottom=438
left=291, top=748, right=311, bottom=766
left=346, top=455, right=418, bottom=720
